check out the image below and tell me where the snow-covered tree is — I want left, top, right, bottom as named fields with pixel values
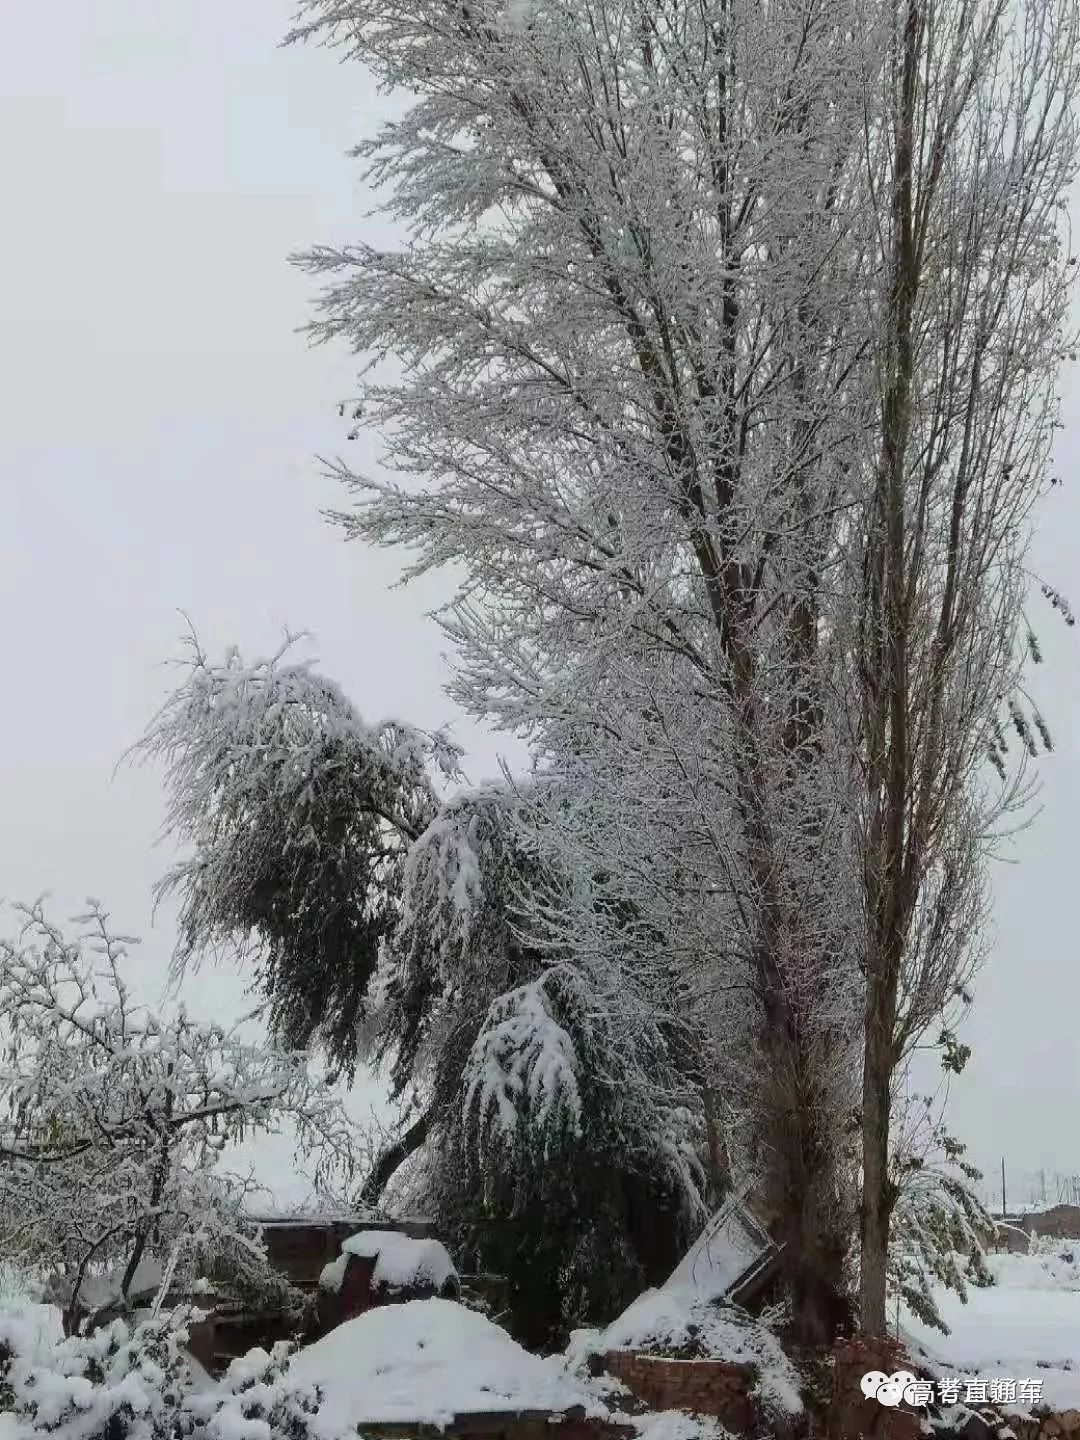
left=137, top=639, right=708, bottom=1344
left=850, top=0, right=1080, bottom=1332
left=887, top=1088, right=995, bottom=1334
left=131, top=627, right=460, bottom=1080
left=0, top=902, right=356, bottom=1334
left=286, top=0, right=882, bottom=1341
left=286, top=0, right=1080, bottom=1344
left=396, top=792, right=708, bottom=1343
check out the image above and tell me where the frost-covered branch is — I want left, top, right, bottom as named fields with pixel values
left=0, top=902, right=358, bottom=1330
left=129, top=628, right=461, bottom=1075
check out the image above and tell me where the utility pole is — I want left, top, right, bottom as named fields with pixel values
left=1001, top=1157, right=1007, bottom=1218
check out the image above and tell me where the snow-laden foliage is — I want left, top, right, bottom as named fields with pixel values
left=465, top=975, right=582, bottom=1151
left=888, top=1107, right=996, bottom=1334
left=286, top=0, right=1080, bottom=1340
left=190, top=1340, right=335, bottom=1440
left=371, top=783, right=710, bottom=1345
left=285, top=0, right=890, bottom=1342
left=0, top=1306, right=199, bottom=1440
left=139, top=641, right=708, bottom=1346
left=365, top=785, right=547, bottom=1101
left=0, top=1306, right=350, bottom=1440
left=131, top=629, right=460, bottom=1078
left=0, top=903, right=356, bottom=1332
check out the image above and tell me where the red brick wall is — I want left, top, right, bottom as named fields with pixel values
left=340, top=1253, right=376, bottom=1320
left=604, top=1351, right=757, bottom=1432
left=826, top=1340, right=921, bottom=1440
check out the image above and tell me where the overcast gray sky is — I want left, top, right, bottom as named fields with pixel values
left=1, top=0, right=1078, bottom=1208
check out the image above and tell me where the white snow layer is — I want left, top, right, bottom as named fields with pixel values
left=320, top=1230, right=457, bottom=1294
left=665, top=1208, right=763, bottom=1299
left=317, top=1254, right=349, bottom=1295
left=624, top=1414, right=734, bottom=1440
left=600, top=1290, right=802, bottom=1418
left=287, top=1299, right=606, bottom=1429
left=904, top=1243, right=1080, bottom=1414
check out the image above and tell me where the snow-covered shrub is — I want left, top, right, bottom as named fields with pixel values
left=190, top=1341, right=326, bottom=1440
left=0, top=1308, right=199, bottom=1440
left=0, top=1308, right=349, bottom=1440
left=0, top=902, right=356, bottom=1333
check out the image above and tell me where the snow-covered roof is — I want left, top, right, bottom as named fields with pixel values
left=665, top=1192, right=773, bottom=1301
left=318, top=1229, right=457, bottom=1295
left=287, top=1299, right=606, bottom=1429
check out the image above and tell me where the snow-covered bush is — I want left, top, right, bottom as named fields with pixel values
left=0, top=1307, right=348, bottom=1440
left=0, top=1307, right=199, bottom=1440
left=0, top=902, right=356, bottom=1333
left=192, top=1341, right=328, bottom=1440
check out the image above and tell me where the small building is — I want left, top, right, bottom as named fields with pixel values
left=251, top=1211, right=437, bottom=1291
left=988, top=1204, right=1080, bottom=1245
left=187, top=1212, right=448, bottom=1376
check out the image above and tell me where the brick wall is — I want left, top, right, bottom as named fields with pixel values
left=825, top=1340, right=922, bottom=1440
left=1024, top=1206, right=1080, bottom=1240
left=603, top=1351, right=757, bottom=1432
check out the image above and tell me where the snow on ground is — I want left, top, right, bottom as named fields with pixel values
left=287, top=1298, right=609, bottom=1430
left=624, top=1413, right=733, bottom=1440
left=904, top=1243, right=1080, bottom=1414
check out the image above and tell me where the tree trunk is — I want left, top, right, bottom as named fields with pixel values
left=702, top=1081, right=731, bottom=1199
left=765, top=1045, right=853, bottom=1347
left=359, top=1105, right=435, bottom=1206
left=859, top=970, right=896, bottom=1336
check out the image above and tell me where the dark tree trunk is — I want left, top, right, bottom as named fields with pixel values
left=761, top=1028, right=853, bottom=1347
left=859, top=964, right=898, bottom=1336
left=359, top=1105, right=436, bottom=1206
left=702, top=1081, right=731, bottom=1200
